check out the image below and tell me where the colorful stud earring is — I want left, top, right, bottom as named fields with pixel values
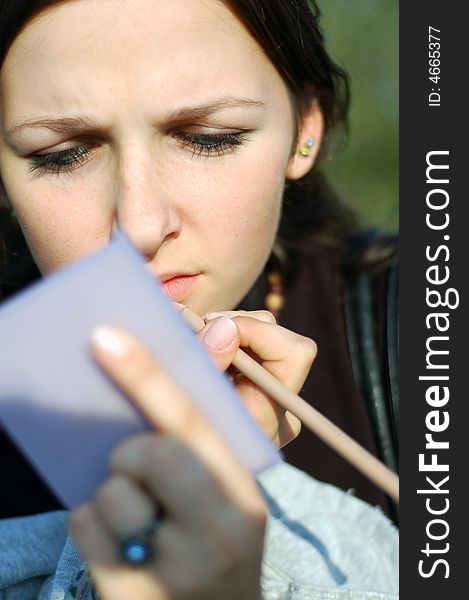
left=299, top=137, right=315, bottom=156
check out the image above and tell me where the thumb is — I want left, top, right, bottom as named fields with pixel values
left=197, top=316, right=240, bottom=372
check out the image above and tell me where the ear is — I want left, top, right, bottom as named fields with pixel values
left=285, top=98, right=324, bottom=180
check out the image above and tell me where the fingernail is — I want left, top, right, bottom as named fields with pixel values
left=201, top=316, right=237, bottom=352
left=172, top=302, right=185, bottom=312
left=91, top=326, right=128, bottom=358
left=204, top=311, right=226, bottom=321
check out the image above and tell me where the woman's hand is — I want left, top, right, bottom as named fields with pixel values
left=196, top=310, right=317, bottom=447
left=71, top=327, right=266, bottom=600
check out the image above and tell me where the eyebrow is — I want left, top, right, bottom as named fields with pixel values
left=162, top=97, right=269, bottom=123
left=5, top=115, right=102, bottom=139
left=5, top=97, right=269, bottom=140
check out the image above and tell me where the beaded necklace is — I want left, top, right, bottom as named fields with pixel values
left=264, top=270, right=284, bottom=323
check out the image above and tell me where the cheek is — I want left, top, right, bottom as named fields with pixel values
left=176, top=150, right=286, bottom=249
left=2, top=172, right=111, bottom=274
left=173, top=149, right=286, bottom=311
left=20, top=215, right=108, bottom=275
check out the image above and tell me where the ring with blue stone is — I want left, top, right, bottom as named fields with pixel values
left=119, top=521, right=158, bottom=567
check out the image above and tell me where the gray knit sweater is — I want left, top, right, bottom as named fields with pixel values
left=0, top=462, right=398, bottom=600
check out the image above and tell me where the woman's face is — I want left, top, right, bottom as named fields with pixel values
left=0, top=0, right=316, bottom=314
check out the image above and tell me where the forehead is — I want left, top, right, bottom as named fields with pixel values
left=1, top=0, right=290, bottom=125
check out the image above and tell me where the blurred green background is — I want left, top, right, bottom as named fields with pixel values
left=320, top=0, right=398, bottom=232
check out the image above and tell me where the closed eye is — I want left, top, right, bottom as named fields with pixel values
left=28, top=144, right=96, bottom=175
left=174, top=131, right=251, bottom=158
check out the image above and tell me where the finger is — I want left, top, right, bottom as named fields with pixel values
left=234, top=375, right=299, bottom=448
left=230, top=316, right=317, bottom=393
left=70, top=502, right=118, bottom=566
left=108, top=437, right=267, bottom=598
left=276, top=410, right=302, bottom=448
left=90, top=327, right=264, bottom=515
left=232, top=372, right=301, bottom=447
left=71, top=503, right=168, bottom=599
left=201, top=315, right=312, bottom=447
left=109, top=434, right=232, bottom=526
left=95, top=474, right=156, bottom=537
left=197, top=316, right=240, bottom=373
left=204, top=313, right=316, bottom=392
left=205, top=309, right=277, bottom=324
left=233, top=373, right=284, bottom=442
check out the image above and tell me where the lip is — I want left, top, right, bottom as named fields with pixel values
left=159, top=273, right=201, bottom=302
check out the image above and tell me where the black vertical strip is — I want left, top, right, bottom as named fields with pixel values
left=401, top=2, right=467, bottom=597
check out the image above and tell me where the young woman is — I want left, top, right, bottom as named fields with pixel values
left=0, top=1, right=398, bottom=598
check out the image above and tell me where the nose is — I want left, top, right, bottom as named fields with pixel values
left=113, top=156, right=182, bottom=258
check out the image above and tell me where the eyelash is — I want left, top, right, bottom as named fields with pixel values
left=27, top=131, right=250, bottom=175
left=176, top=131, right=249, bottom=158
left=28, top=145, right=92, bottom=175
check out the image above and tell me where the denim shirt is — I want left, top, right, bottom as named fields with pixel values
left=0, top=462, right=398, bottom=600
